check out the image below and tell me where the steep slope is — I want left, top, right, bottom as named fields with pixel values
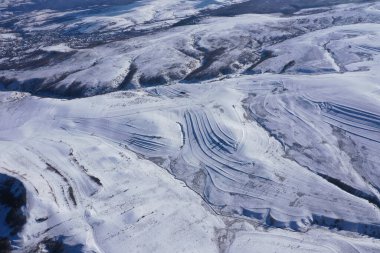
left=1, top=0, right=380, bottom=252
left=1, top=2, right=380, bottom=96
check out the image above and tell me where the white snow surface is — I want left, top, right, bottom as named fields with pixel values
left=2, top=2, right=380, bottom=95
left=1, top=68, right=380, bottom=252
left=1, top=0, right=380, bottom=252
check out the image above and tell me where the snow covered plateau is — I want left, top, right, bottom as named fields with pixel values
left=1, top=0, right=380, bottom=252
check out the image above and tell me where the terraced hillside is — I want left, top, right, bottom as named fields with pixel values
left=1, top=0, right=380, bottom=252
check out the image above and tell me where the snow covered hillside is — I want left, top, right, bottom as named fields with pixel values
left=1, top=0, right=380, bottom=252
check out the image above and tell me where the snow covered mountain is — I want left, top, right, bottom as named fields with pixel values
left=1, top=1, right=380, bottom=252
